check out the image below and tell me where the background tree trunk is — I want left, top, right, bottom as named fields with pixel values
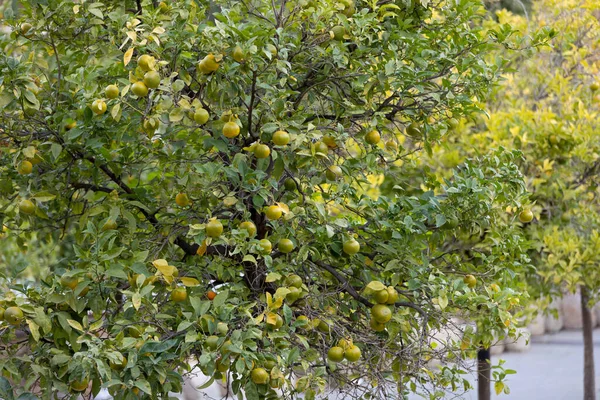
left=478, top=347, right=491, bottom=400
left=581, top=285, right=596, bottom=400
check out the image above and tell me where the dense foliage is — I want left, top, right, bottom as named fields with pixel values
left=0, top=0, right=548, bottom=399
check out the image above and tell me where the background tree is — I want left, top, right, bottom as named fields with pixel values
left=427, top=1, right=600, bottom=398
left=0, top=0, right=547, bottom=399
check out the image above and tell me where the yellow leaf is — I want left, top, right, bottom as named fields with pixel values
left=152, top=259, right=177, bottom=277
left=73, top=5, right=80, bottom=14
left=181, top=277, right=200, bottom=287
left=266, top=292, right=273, bottom=308
left=494, top=381, right=504, bottom=395
left=126, top=31, right=137, bottom=43
left=223, top=196, right=237, bottom=206
left=266, top=312, right=278, bottom=326
left=27, top=320, right=40, bottom=341
left=271, top=297, right=284, bottom=310
left=152, top=27, right=166, bottom=34
left=196, top=240, right=207, bottom=256
left=132, top=293, right=141, bottom=310
left=152, top=259, right=169, bottom=269
left=124, top=47, right=134, bottom=66
left=254, top=312, right=265, bottom=324
left=276, top=202, right=290, bottom=213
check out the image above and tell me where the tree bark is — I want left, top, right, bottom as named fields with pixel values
left=581, top=285, right=596, bottom=400
left=477, top=347, right=491, bottom=400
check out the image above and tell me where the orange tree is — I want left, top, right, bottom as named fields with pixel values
left=0, top=0, right=548, bottom=399
left=427, top=0, right=600, bottom=398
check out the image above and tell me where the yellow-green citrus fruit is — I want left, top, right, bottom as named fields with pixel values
left=286, top=287, right=301, bottom=303
left=175, top=193, right=190, bottom=207
left=105, top=85, right=119, bottom=99
left=206, top=219, right=223, bottom=238
left=296, top=315, right=310, bottom=329
left=365, top=130, right=381, bottom=144
left=251, top=368, right=270, bottom=385
left=143, top=71, right=161, bottom=89
left=223, top=121, right=240, bottom=138
left=137, top=55, right=155, bottom=72
left=239, top=221, right=257, bottom=237
left=60, top=275, right=79, bottom=290
left=265, top=205, right=283, bottom=220
left=198, top=54, right=220, bottom=74
left=385, top=140, right=398, bottom=152
left=194, top=108, right=209, bottom=124
left=591, top=82, right=600, bottom=91
left=284, top=178, right=297, bottom=191
left=344, top=345, right=361, bottom=362
left=259, top=239, right=272, bottom=253
left=131, top=81, right=149, bottom=97
left=406, top=123, right=422, bottom=138
left=19, top=199, right=35, bottom=215
left=373, top=289, right=389, bottom=304
left=490, top=283, right=500, bottom=293
left=109, top=354, right=127, bottom=370
left=91, top=99, right=107, bottom=115
left=17, top=160, right=33, bottom=175
left=326, top=165, right=343, bottom=181
left=205, top=335, right=219, bottom=350
left=4, top=307, right=24, bottom=326
left=323, top=135, right=337, bottom=148
left=342, top=239, right=360, bottom=255
left=216, top=357, right=230, bottom=372
left=70, top=378, right=89, bottom=392
left=330, top=25, right=345, bottom=41
left=254, top=144, right=271, bottom=159
left=315, top=141, right=328, bottom=155
left=370, top=317, right=386, bottom=331
left=519, top=209, right=533, bottom=223
left=217, top=322, right=228, bottom=335
left=464, top=274, right=477, bottom=288
left=272, top=130, right=290, bottom=146
left=386, top=286, right=399, bottom=305
left=232, top=46, right=245, bottom=63
left=278, top=239, right=294, bottom=253
left=171, top=287, right=188, bottom=302
left=20, top=23, right=32, bottom=35
left=317, top=319, right=331, bottom=333
left=327, top=347, right=345, bottom=362
left=371, top=304, right=392, bottom=323
left=286, top=274, right=303, bottom=288
left=448, top=118, right=459, bottom=129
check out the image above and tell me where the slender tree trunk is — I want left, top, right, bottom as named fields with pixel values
left=581, top=285, right=596, bottom=400
left=477, top=347, right=491, bottom=400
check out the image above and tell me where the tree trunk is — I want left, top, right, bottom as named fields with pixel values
left=477, top=347, right=491, bottom=400
left=581, top=285, right=596, bottom=400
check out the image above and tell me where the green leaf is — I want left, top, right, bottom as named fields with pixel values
left=134, top=380, right=152, bottom=395
left=139, top=339, right=177, bottom=354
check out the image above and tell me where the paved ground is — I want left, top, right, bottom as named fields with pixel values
left=459, top=328, right=600, bottom=400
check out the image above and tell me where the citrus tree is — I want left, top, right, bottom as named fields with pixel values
left=426, top=0, right=600, bottom=398
left=0, top=0, right=547, bottom=399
